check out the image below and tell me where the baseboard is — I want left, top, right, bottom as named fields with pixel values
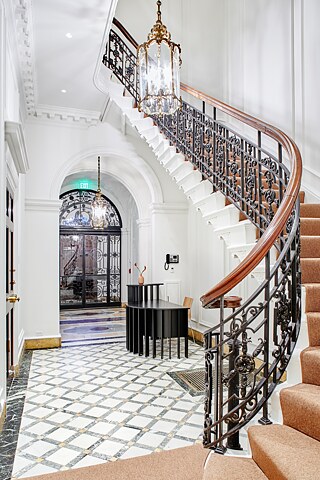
left=25, top=337, right=61, bottom=350
left=0, top=403, right=6, bottom=433
left=13, top=340, right=26, bottom=377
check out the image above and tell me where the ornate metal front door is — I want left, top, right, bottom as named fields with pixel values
left=59, top=189, right=122, bottom=309
left=60, top=233, right=121, bottom=308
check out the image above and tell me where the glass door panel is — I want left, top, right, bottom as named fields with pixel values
left=60, top=234, right=84, bottom=306
left=109, top=235, right=121, bottom=303
left=84, top=235, right=108, bottom=305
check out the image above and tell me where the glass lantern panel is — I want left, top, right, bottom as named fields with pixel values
left=173, top=45, right=181, bottom=98
left=138, top=47, right=147, bottom=100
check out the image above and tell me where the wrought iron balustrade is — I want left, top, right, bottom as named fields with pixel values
left=103, top=19, right=302, bottom=452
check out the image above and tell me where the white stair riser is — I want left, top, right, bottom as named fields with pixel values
left=186, top=180, right=213, bottom=203
left=195, top=193, right=226, bottom=216
left=216, top=222, right=257, bottom=247
left=171, top=162, right=193, bottom=180
left=178, top=171, right=203, bottom=191
left=205, top=206, right=239, bottom=228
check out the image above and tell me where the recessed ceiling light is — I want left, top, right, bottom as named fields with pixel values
left=65, top=33, right=72, bottom=39
left=61, top=89, right=67, bottom=93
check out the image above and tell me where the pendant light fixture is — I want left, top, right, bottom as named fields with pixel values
left=137, top=0, right=182, bottom=116
left=91, top=156, right=108, bottom=229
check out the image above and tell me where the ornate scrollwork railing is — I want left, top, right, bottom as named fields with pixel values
left=103, top=19, right=302, bottom=452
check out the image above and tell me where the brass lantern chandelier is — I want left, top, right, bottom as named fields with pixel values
left=137, top=0, right=182, bottom=116
left=91, top=156, right=108, bottom=230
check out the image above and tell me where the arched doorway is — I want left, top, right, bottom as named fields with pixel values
left=59, top=189, right=122, bottom=309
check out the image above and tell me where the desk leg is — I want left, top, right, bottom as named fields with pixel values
left=138, top=310, right=142, bottom=356
left=152, top=310, right=156, bottom=358
left=128, top=308, right=133, bottom=352
left=133, top=309, right=138, bottom=354
left=169, top=310, right=172, bottom=360
left=177, top=311, right=181, bottom=359
left=126, top=306, right=129, bottom=351
left=160, top=311, right=164, bottom=359
left=184, top=310, right=188, bottom=358
left=144, top=310, right=149, bottom=357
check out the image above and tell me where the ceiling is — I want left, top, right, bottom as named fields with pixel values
left=31, top=0, right=115, bottom=113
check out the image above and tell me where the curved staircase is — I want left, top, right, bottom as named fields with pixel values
left=23, top=17, right=320, bottom=480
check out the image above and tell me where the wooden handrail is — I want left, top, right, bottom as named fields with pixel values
left=111, top=18, right=302, bottom=308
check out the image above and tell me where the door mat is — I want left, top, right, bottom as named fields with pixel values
left=167, top=368, right=206, bottom=396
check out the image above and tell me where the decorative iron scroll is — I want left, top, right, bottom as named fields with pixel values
left=60, top=190, right=121, bottom=228
left=103, top=23, right=301, bottom=452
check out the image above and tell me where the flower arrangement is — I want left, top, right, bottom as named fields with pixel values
left=134, top=263, right=147, bottom=285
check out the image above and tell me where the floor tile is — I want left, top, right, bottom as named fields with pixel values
left=93, top=439, right=124, bottom=456
left=164, top=438, right=193, bottom=450
left=176, top=425, right=202, bottom=440
left=20, top=464, right=57, bottom=478
left=25, top=422, right=55, bottom=436
left=46, top=447, right=80, bottom=466
left=67, top=417, right=93, bottom=429
left=127, top=416, right=153, bottom=428
left=137, top=432, right=165, bottom=448
left=47, top=428, right=77, bottom=442
left=112, top=426, right=140, bottom=441
left=104, top=411, right=130, bottom=423
left=22, top=440, right=56, bottom=457
left=151, top=420, right=176, bottom=433
left=70, top=433, right=99, bottom=449
left=139, top=406, right=164, bottom=417
left=88, top=422, right=115, bottom=436
left=120, top=446, right=152, bottom=459
left=71, top=455, right=106, bottom=469
left=163, top=410, right=187, bottom=422
left=186, top=413, right=203, bottom=426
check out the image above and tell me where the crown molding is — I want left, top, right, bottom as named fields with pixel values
left=30, top=104, right=101, bottom=126
left=5, top=121, right=29, bottom=173
left=11, top=0, right=37, bottom=115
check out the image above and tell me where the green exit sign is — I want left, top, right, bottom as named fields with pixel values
left=79, top=181, right=89, bottom=190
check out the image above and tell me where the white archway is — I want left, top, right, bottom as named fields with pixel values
left=50, top=147, right=164, bottom=219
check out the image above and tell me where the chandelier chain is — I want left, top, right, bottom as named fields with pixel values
left=97, top=156, right=101, bottom=192
left=157, top=1, right=162, bottom=23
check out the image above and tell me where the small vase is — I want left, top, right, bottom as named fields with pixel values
left=138, top=274, right=144, bottom=285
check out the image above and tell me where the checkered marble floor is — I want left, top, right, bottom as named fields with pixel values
left=12, top=341, right=205, bottom=478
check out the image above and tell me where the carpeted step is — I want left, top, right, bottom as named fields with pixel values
left=248, top=424, right=320, bottom=480
left=301, top=259, right=320, bottom=283
left=304, top=284, right=320, bottom=312
left=300, top=203, right=320, bottom=218
left=307, top=312, right=320, bottom=346
left=21, top=445, right=209, bottom=480
left=300, top=191, right=305, bottom=203
left=280, top=383, right=320, bottom=441
left=301, top=346, right=320, bottom=386
left=301, top=218, right=320, bottom=235
left=301, top=236, right=320, bottom=258
left=203, top=453, right=267, bottom=479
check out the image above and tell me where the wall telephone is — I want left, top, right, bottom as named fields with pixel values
left=164, top=254, right=179, bottom=270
